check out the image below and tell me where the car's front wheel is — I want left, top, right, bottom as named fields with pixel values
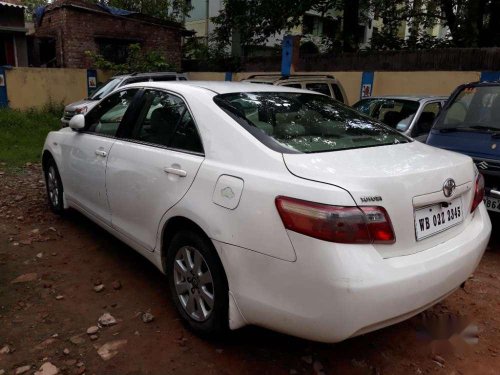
left=166, top=230, right=228, bottom=336
left=44, top=159, right=65, bottom=214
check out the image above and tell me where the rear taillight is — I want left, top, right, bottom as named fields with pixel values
left=275, top=196, right=395, bottom=244
left=470, top=173, right=485, bottom=213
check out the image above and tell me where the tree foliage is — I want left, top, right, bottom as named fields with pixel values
left=211, top=0, right=500, bottom=52
left=85, top=43, right=176, bottom=74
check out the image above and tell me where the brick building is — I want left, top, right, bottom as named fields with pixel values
left=0, top=0, right=28, bottom=66
left=33, top=0, right=186, bottom=69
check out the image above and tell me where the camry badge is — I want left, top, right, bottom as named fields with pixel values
left=443, top=178, right=456, bottom=198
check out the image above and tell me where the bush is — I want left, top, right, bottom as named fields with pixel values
left=0, top=108, right=60, bottom=169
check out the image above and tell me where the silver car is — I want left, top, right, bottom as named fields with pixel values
left=61, top=72, right=188, bottom=127
left=353, top=95, right=448, bottom=141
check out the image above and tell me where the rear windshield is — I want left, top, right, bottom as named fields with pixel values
left=214, top=92, right=409, bottom=153
left=90, top=78, right=122, bottom=100
left=434, top=85, right=500, bottom=132
left=353, top=98, right=420, bottom=132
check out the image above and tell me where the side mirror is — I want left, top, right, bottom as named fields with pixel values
left=69, top=114, right=85, bottom=131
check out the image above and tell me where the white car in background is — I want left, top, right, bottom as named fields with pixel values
left=61, top=72, right=188, bottom=127
left=353, top=95, right=448, bottom=141
left=242, top=74, right=349, bottom=104
left=42, top=82, right=490, bottom=343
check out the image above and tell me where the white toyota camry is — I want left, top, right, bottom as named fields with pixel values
left=42, top=81, right=491, bottom=343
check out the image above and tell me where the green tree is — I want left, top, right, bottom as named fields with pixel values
left=85, top=43, right=176, bottom=73
left=21, top=0, right=49, bottom=20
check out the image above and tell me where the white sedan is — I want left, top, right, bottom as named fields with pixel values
left=42, top=82, right=491, bottom=343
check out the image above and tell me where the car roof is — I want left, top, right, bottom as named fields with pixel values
left=123, top=80, right=318, bottom=95
left=243, top=74, right=338, bottom=83
left=358, top=95, right=448, bottom=102
left=112, top=72, right=186, bottom=79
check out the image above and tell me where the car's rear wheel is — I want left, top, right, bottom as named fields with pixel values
left=44, top=159, right=65, bottom=214
left=166, top=230, right=228, bottom=336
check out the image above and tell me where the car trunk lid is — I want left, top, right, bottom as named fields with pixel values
left=283, top=142, right=475, bottom=258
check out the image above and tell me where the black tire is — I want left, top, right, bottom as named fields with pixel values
left=44, top=159, right=65, bottom=214
left=166, top=230, right=229, bottom=337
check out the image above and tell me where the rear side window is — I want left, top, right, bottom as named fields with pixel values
left=130, top=90, right=203, bottom=153
left=305, top=83, right=331, bottom=97
left=214, top=92, right=409, bottom=153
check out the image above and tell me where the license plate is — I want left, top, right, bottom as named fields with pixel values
left=484, top=196, right=500, bottom=212
left=414, top=197, right=463, bottom=241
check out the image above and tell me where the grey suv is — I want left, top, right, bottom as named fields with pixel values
left=61, top=72, right=188, bottom=127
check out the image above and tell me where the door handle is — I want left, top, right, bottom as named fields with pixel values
left=95, top=149, right=107, bottom=157
left=164, top=167, right=187, bottom=177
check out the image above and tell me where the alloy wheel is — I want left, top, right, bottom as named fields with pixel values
left=47, top=166, right=60, bottom=208
left=173, top=245, right=215, bottom=322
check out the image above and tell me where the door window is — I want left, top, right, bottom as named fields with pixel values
left=413, top=102, right=441, bottom=136
left=132, top=90, right=203, bottom=153
left=332, top=84, right=345, bottom=103
left=305, top=83, right=332, bottom=97
left=86, top=89, right=138, bottom=136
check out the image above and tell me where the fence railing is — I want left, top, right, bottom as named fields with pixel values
left=183, top=48, right=500, bottom=72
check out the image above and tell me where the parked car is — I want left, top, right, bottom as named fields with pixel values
left=427, top=81, right=500, bottom=214
left=43, top=81, right=490, bottom=343
left=242, top=74, right=349, bottom=104
left=60, top=72, right=188, bottom=127
left=353, top=96, right=448, bottom=141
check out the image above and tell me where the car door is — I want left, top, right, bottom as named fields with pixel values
left=105, top=89, right=205, bottom=251
left=60, top=88, right=139, bottom=225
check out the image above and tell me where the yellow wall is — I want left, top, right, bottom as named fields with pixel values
left=187, top=72, right=226, bottom=81
left=6, top=68, right=87, bottom=110
left=372, top=71, right=480, bottom=97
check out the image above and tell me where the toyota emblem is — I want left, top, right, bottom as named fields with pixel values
left=443, top=178, right=456, bottom=198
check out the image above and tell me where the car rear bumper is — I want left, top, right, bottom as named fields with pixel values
left=216, top=203, right=491, bottom=343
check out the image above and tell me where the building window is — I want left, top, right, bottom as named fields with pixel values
left=0, top=34, right=15, bottom=66
left=95, top=38, right=140, bottom=64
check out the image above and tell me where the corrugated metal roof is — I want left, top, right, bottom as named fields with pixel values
left=0, top=1, right=26, bottom=9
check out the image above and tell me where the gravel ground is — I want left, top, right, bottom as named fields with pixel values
left=0, top=164, right=499, bottom=375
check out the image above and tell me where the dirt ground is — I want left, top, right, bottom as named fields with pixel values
left=0, top=165, right=499, bottom=375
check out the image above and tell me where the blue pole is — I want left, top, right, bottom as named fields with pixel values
left=0, top=67, right=8, bottom=108
left=281, top=35, right=293, bottom=77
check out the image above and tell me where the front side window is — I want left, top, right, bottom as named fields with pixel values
left=414, top=102, right=441, bottom=135
left=332, top=84, right=345, bottom=103
left=353, top=98, right=420, bottom=132
left=435, top=85, right=500, bottom=132
left=215, top=92, right=409, bottom=153
left=131, top=90, right=203, bottom=153
left=86, top=89, right=138, bottom=136
left=89, top=78, right=122, bottom=100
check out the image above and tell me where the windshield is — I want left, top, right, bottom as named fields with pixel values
left=434, top=85, right=500, bottom=132
left=89, top=78, right=122, bottom=100
left=353, top=98, right=420, bottom=132
left=214, top=92, right=409, bottom=153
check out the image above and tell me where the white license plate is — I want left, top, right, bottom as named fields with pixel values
left=484, top=196, right=500, bottom=212
left=415, top=197, right=464, bottom=241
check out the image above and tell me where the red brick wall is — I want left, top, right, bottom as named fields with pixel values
left=35, top=5, right=182, bottom=69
